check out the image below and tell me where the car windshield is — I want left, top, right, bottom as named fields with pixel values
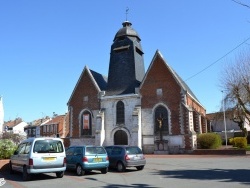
left=86, top=147, right=106, bottom=155
left=126, top=147, right=143, bottom=155
left=33, top=140, right=64, bottom=153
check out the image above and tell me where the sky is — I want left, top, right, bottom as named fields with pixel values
left=1, top=0, right=250, bottom=123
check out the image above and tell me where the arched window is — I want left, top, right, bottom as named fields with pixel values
left=155, top=106, right=169, bottom=134
left=81, top=111, right=92, bottom=136
left=116, top=101, right=125, bottom=124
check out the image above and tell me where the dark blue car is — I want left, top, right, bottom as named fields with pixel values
left=66, top=146, right=109, bottom=176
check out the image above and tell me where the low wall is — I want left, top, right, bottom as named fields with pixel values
left=0, top=160, right=9, bottom=172
left=193, top=149, right=246, bottom=155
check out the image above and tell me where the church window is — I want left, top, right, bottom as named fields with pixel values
left=156, top=88, right=163, bottom=97
left=81, top=111, right=92, bottom=136
left=116, top=101, right=125, bottom=124
left=83, top=96, right=88, bottom=102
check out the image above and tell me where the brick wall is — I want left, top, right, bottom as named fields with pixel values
left=68, top=69, right=100, bottom=138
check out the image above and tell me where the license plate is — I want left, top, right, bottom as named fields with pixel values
left=94, top=158, right=102, bottom=162
left=43, top=157, right=56, bottom=161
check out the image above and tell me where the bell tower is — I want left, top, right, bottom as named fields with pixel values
left=106, top=21, right=145, bottom=95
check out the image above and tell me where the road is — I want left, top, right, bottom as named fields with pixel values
left=1, top=155, right=250, bottom=188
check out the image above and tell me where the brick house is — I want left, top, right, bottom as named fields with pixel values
left=67, top=20, right=207, bottom=154
left=40, top=113, right=69, bottom=140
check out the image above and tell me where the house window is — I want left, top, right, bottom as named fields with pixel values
left=81, top=111, right=92, bottom=136
left=116, top=101, right=125, bottom=124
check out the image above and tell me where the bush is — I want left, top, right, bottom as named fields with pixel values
left=197, top=133, right=222, bottom=149
left=0, top=139, right=17, bottom=159
left=233, top=137, right=247, bottom=148
left=228, top=137, right=234, bottom=145
left=0, top=132, right=25, bottom=145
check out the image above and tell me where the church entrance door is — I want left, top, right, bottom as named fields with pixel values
left=114, top=130, right=128, bottom=145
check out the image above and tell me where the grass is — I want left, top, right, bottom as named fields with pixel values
left=246, top=145, right=250, bottom=151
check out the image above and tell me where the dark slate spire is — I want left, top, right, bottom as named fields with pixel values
left=106, top=21, right=145, bottom=95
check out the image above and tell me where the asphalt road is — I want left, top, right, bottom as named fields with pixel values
left=1, top=154, right=250, bottom=188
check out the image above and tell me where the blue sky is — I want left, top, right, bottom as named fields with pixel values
left=1, top=0, right=250, bottom=122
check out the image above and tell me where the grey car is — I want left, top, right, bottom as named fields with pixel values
left=104, top=145, right=146, bottom=172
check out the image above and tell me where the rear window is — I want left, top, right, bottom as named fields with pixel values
left=33, top=140, right=64, bottom=153
left=86, top=146, right=106, bottom=155
left=126, top=147, right=142, bottom=154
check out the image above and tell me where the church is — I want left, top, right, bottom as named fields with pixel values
left=67, top=20, right=207, bottom=154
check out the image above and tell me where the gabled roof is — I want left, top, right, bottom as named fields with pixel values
left=90, top=70, right=107, bottom=91
left=67, top=66, right=107, bottom=104
left=43, top=114, right=66, bottom=125
left=4, top=118, right=23, bottom=128
left=140, top=50, right=204, bottom=108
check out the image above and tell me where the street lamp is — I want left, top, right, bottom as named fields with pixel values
left=222, top=91, right=227, bottom=147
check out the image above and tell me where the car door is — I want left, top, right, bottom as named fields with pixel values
left=110, top=146, right=123, bottom=168
left=11, top=142, right=29, bottom=172
left=66, top=147, right=75, bottom=169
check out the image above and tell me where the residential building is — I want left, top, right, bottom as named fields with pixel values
left=207, top=111, right=250, bottom=132
left=3, top=118, right=27, bottom=136
left=24, top=117, right=50, bottom=138
left=40, top=113, right=69, bottom=139
left=0, top=96, right=4, bottom=133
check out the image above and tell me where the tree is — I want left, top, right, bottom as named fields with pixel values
left=220, top=50, right=250, bottom=136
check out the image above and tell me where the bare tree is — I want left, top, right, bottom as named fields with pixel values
left=220, top=50, right=250, bottom=136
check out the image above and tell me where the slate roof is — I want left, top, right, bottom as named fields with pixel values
left=114, top=21, right=141, bottom=41
left=90, top=70, right=107, bottom=91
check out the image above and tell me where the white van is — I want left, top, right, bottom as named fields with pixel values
left=9, top=137, right=66, bottom=181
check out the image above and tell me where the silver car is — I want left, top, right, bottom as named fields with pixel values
left=9, top=137, right=66, bottom=181
left=105, top=145, right=146, bottom=172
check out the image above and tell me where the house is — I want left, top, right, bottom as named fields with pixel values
left=40, top=113, right=69, bottom=140
left=3, top=118, right=27, bottom=136
left=24, top=116, right=50, bottom=138
left=0, top=96, right=4, bottom=133
left=67, top=20, right=207, bottom=154
left=207, top=111, right=250, bottom=132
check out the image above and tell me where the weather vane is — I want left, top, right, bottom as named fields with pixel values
left=126, top=7, right=129, bottom=21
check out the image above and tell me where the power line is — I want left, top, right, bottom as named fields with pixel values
left=185, top=36, right=250, bottom=81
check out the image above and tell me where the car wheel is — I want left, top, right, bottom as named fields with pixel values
left=116, top=162, right=125, bottom=172
left=136, top=166, right=144, bottom=170
left=101, top=167, right=108, bottom=174
left=76, top=165, right=85, bottom=176
left=56, top=171, right=64, bottom=178
left=23, top=166, right=31, bottom=181
left=9, top=162, right=14, bottom=174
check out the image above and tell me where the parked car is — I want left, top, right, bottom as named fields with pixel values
left=104, top=145, right=146, bottom=172
left=65, top=145, right=109, bottom=176
left=9, top=137, right=66, bottom=181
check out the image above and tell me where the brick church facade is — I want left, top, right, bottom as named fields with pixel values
left=67, top=20, right=207, bottom=154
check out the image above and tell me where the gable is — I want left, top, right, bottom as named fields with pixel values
left=68, top=66, right=106, bottom=106
left=140, top=50, right=182, bottom=108
left=140, top=50, right=204, bottom=109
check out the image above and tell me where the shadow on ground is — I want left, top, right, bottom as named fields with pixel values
left=151, top=168, right=250, bottom=186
